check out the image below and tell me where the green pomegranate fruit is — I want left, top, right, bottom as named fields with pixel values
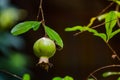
left=33, top=37, right=56, bottom=70
left=33, top=37, right=56, bottom=58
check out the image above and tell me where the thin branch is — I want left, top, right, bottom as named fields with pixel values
left=92, top=22, right=105, bottom=29
left=99, top=2, right=114, bottom=15
left=37, top=1, right=41, bottom=21
left=0, top=70, right=22, bottom=80
left=40, top=0, right=45, bottom=25
left=87, top=64, right=120, bottom=79
left=74, top=2, right=114, bottom=36
left=73, top=21, right=105, bottom=36
left=90, top=74, right=97, bottom=80
left=74, top=17, right=119, bottom=36
left=117, top=19, right=120, bottom=28
left=37, top=0, right=47, bottom=37
left=37, top=0, right=45, bottom=26
left=105, top=42, right=120, bottom=61
left=116, top=4, right=119, bottom=11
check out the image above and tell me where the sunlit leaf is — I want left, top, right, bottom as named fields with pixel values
left=52, top=77, right=62, bottom=80
left=45, top=26, right=63, bottom=49
left=64, top=76, right=74, bottom=80
left=105, top=11, right=117, bottom=40
left=22, top=73, right=30, bottom=80
left=102, top=72, right=120, bottom=78
left=11, top=21, right=41, bottom=36
left=98, top=11, right=120, bottom=20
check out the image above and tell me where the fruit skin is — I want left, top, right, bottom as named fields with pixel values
left=33, top=37, right=56, bottom=58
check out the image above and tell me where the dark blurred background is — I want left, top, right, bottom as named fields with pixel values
left=0, top=0, right=120, bottom=80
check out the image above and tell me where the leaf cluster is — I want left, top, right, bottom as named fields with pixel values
left=65, top=11, right=120, bottom=42
left=11, top=21, right=63, bottom=49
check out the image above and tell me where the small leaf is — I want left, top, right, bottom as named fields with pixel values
left=86, top=27, right=107, bottom=41
left=64, top=76, right=74, bottom=80
left=85, top=27, right=98, bottom=33
left=115, top=11, right=120, bottom=18
left=94, top=33, right=107, bottom=41
left=65, top=26, right=84, bottom=32
left=97, top=13, right=108, bottom=21
left=65, top=26, right=107, bottom=41
left=117, top=77, right=120, bottom=80
left=110, top=29, right=120, bottom=39
left=52, top=77, right=62, bottom=80
left=102, top=72, right=120, bottom=78
left=112, top=0, right=120, bottom=5
left=65, top=26, right=97, bottom=33
left=22, top=73, right=30, bottom=80
left=11, top=21, right=41, bottom=36
left=32, top=22, right=41, bottom=31
left=105, top=11, right=117, bottom=40
left=87, top=17, right=96, bottom=27
left=45, top=26, right=63, bottom=49
left=103, top=72, right=113, bottom=77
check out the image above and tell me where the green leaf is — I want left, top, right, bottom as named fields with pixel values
left=45, top=26, right=63, bottom=49
left=65, top=26, right=107, bottom=41
left=52, top=77, right=62, bottom=80
left=110, top=29, right=120, bottom=39
left=64, top=76, right=74, bottom=80
left=86, top=27, right=107, bottom=41
left=117, top=77, right=120, bottom=80
left=97, top=13, right=108, bottom=21
left=115, top=11, right=120, bottom=18
left=65, top=26, right=84, bottom=32
left=105, top=11, right=117, bottom=40
left=22, top=73, right=30, bottom=80
left=87, top=17, right=96, bottom=27
left=94, top=33, right=107, bottom=41
left=103, top=72, right=113, bottom=77
left=11, top=21, right=41, bottom=36
left=85, top=27, right=98, bottom=33
left=116, top=1, right=120, bottom=5
left=112, top=0, right=120, bottom=5
left=102, top=72, right=120, bottom=78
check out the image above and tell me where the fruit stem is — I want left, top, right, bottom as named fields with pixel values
left=38, top=57, right=49, bottom=64
left=37, top=57, right=50, bottom=71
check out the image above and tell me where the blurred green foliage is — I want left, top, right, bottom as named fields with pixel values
left=22, top=73, right=31, bottom=80
left=52, top=76, right=74, bottom=80
left=0, top=8, right=24, bottom=29
left=0, top=0, right=26, bottom=30
left=0, top=0, right=30, bottom=80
